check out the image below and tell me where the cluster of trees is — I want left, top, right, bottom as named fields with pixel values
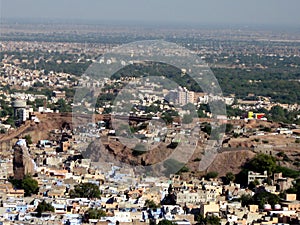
left=235, top=153, right=300, bottom=187
left=285, top=179, right=300, bottom=200
left=0, top=97, right=14, bottom=128
left=213, top=67, right=300, bottom=104
left=268, top=105, right=300, bottom=124
left=240, top=191, right=280, bottom=209
left=1, top=49, right=92, bottom=76
left=9, top=175, right=39, bottom=197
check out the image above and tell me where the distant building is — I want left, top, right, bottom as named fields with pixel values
left=13, top=99, right=26, bottom=123
left=167, top=87, right=195, bottom=105
left=53, top=90, right=66, bottom=99
left=248, top=111, right=266, bottom=120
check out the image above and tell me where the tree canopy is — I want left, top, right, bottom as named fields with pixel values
left=247, top=154, right=277, bottom=176
left=9, top=175, right=39, bottom=197
left=158, top=219, right=177, bottom=225
left=69, top=183, right=101, bottom=199
left=35, top=200, right=54, bottom=217
left=85, top=208, right=106, bottom=219
left=205, top=171, right=218, bottom=180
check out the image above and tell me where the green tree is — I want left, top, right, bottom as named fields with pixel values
left=158, top=219, right=177, bottom=225
left=0, top=128, right=6, bottom=134
left=197, top=214, right=220, bottom=225
left=205, top=215, right=221, bottom=225
left=85, top=208, right=106, bottom=219
left=34, top=98, right=44, bottom=108
left=253, top=191, right=280, bottom=209
left=286, top=179, right=300, bottom=200
left=202, top=123, right=212, bottom=135
left=205, top=171, right=218, bottom=180
left=224, top=172, right=235, bottom=184
left=22, top=175, right=39, bottom=196
left=33, top=81, right=44, bottom=87
left=161, top=112, right=173, bottom=124
left=35, top=200, right=54, bottom=217
left=275, top=166, right=300, bottom=178
left=248, top=154, right=277, bottom=176
left=240, top=194, right=254, bottom=207
left=225, top=123, right=234, bottom=133
left=248, top=180, right=260, bottom=190
left=24, top=134, right=33, bottom=145
left=9, top=175, right=39, bottom=197
left=69, top=183, right=100, bottom=199
left=144, top=199, right=160, bottom=209
left=56, top=98, right=71, bottom=112
left=176, top=166, right=190, bottom=174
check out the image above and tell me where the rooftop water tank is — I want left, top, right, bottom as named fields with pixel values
left=264, top=204, right=272, bottom=211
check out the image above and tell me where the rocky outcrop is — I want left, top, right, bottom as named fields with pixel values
left=207, top=150, right=256, bottom=177
left=13, top=139, right=36, bottom=180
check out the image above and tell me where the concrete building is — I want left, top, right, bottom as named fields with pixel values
left=248, top=171, right=268, bottom=185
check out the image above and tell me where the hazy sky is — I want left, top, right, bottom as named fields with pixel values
left=1, top=0, right=299, bottom=26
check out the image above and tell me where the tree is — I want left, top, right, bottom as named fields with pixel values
left=144, top=199, right=160, bottom=209
left=202, top=123, right=212, bottom=135
left=24, top=134, right=33, bottom=145
left=286, top=179, right=300, bottom=200
left=248, top=180, right=259, bottom=190
left=69, top=183, right=100, bottom=199
left=0, top=128, right=6, bottom=134
left=274, top=166, right=300, bottom=178
left=85, top=208, right=106, bottom=219
left=22, top=175, right=39, bottom=196
left=224, top=172, right=235, bottom=184
left=56, top=98, right=71, bottom=112
left=176, top=166, right=190, bottom=174
left=253, top=191, right=280, bottom=209
left=197, top=214, right=220, bottom=225
left=205, top=171, right=218, bottom=180
left=205, top=215, right=221, bottom=225
left=161, top=112, right=173, bottom=124
left=225, top=123, right=234, bottom=133
left=9, top=175, right=39, bottom=197
left=33, top=81, right=44, bottom=87
left=35, top=200, right=54, bottom=217
left=240, top=194, right=254, bottom=207
left=158, top=219, right=177, bottom=225
left=247, top=154, right=277, bottom=176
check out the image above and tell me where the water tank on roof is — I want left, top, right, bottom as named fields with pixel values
left=264, top=204, right=272, bottom=211
left=13, top=100, right=27, bottom=108
left=274, top=204, right=281, bottom=210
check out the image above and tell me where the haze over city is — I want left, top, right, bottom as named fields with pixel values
left=1, top=0, right=300, bottom=26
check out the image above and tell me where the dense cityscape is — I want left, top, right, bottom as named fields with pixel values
left=0, top=1, right=300, bottom=225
